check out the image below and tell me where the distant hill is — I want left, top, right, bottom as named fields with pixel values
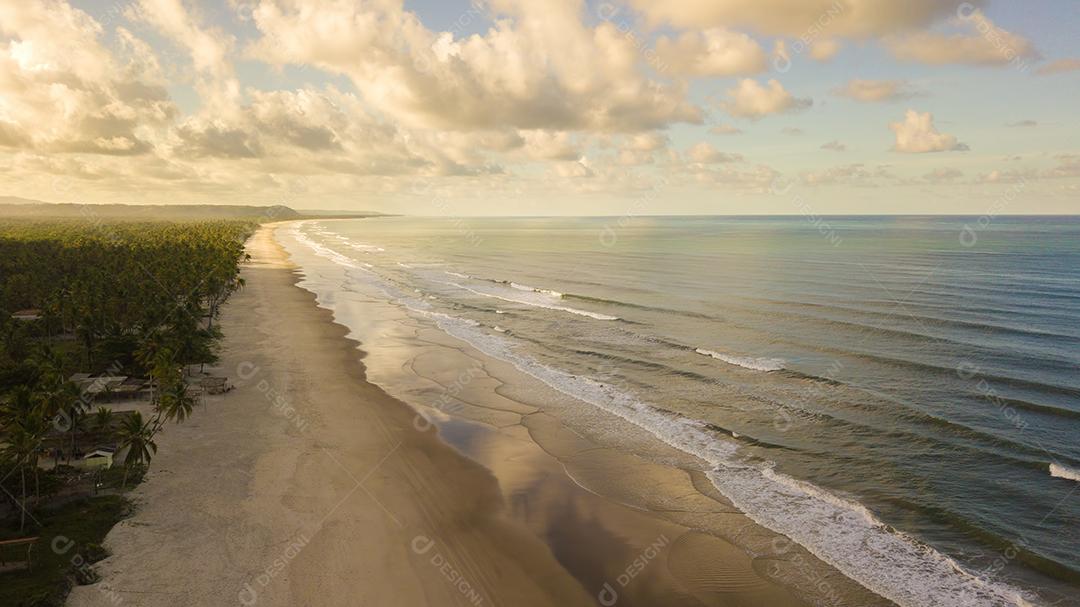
left=0, top=200, right=387, bottom=222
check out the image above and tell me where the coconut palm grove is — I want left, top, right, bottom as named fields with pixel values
left=0, top=217, right=252, bottom=603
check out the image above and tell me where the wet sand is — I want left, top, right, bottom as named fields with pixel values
left=68, top=224, right=886, bottom=607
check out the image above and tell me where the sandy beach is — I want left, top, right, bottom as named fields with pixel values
left=67, top=224, right=886, bottom=607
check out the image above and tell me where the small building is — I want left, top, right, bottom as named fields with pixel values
left=75, top=376, right=127, bottom=399
left=0, top=537, right=38, bottom=572
left=200, top=376, right=231, bottom=394
left=112, top=377, right=151, bottom=400
left=11, top=309, right=41, bottom=322
left=80, top=447, right=116, bottom=470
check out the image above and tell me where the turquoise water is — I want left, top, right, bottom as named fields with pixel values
left=285, top=216, right=1080, bottom=606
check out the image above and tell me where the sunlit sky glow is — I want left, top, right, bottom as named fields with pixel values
left=0, top=0, right=1078, bottom=215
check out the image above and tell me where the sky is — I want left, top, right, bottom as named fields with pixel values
left=0, top=0, right=1078, bottom=216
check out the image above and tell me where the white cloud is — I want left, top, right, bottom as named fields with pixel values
left=719, top=79, right=811, bottom=120
left=974, top=156, right=1080, bottom=184
left=610, top=132, right=668, bottom=165
left=518, top=130, right=581, bottom=161
left=686, top=142, right=742, bottom=164
left=0, top=1, right=175, bottom=156
left=708, top=124, right=743, bottom=136
left=976, top=168, right=1033, bottom=184
left=129, top=0, right=232, bottom=78
left=885, top=9, right=1038, bottom=67
left=810, top=39, right=841, bottom=61
left=0, top=0, right=1065, bottom=212
left=1043, top=154, right=1080, bottom=179
left=889, top=110, right=967, bottom=153
left=1037, top=58, right=1080, bottom=75
left=801, top=163, right=894, bottom=186
left=833, top=79, right=914, bottom=102
left=552, top=159, right=593, bottom=178
left=655, top=28, right=767, bottom=76
left=924, top=167, right=963, bottom=183
left=626, top=0, right=971, bottom=38
left=685, top=163, right=779, bottom=193
left=246, top=0, right=700, bottom=132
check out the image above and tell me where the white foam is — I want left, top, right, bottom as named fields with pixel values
left=708, top=465, right=1032, bottom=607
left=447, top=282, right=618, bottom=321
left=347, top=242, right=385, bottom=252
left=1050, top=463, right=1080, bottom=482
left=330, top=232, right=385, bottom=252
left=422, top=306, right=1033, bottom=607
left=695, top=348, right=786, bottom=372
left=290, top=227, right=369, bottom=273
left=282, top=223, right=1034, bottom=607
left=510, top=281, right=564, bottom=298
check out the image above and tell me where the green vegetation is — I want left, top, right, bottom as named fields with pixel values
left=0, top=495, right=131, bottom=607
left=0, top=218, right=253, bottom=602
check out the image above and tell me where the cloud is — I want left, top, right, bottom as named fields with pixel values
left=708, top=124, right=743, bottom=135
left=686, top=142, right=742, bottom=164
left=684, top=163, right=780, bottom=193
left=0, top=0, right=1065, bottom=211
left=923, top=167, right=963, bottom=183
left=626, top=0, right=970, bottom=38
left=655, top=28, right=767, bottom=76
left=519, top=130, right=582, bottom=161
left=246, top=0, right=700, bottom=132
left=129, top=0, right=233, bottom=79
left=0, top=1, right=176, bottom=157
left=781, top=127, right=803, bottom=136
left=1006, top=120, right=1038, bottom=128
left=623, top=132, right=669, bottom=152
left=976, top=168, right=1033, bottom=184
left=0, top=121, right=30, bottom=148
left=974, top=155, right=1080, bottom=184
left=1037, top=58, right=1080, bottom=75
left=833, top=79, right=915, bottom=102
left=552, top=159, right=593, bottom=178
left=719, top=79, right=811, bottom=120
left=889, top=110, right=967, bottom=153
left=616, top=132, right=670, bottom=164
left=172, top=121, right=264, bottom=159
left=885, top=9, right=1039, bottom=67
left=801, top=163, right=894, bottom=186
left=810, top=39, right=841, bottom=61
left=168, top=86, right=376, bottom=161
left=1043, top=154, right=1080, bottom=179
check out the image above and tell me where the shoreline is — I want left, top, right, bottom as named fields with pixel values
left=68, top=224, right=882, bottom=606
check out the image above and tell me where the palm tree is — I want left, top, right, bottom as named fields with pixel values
left=0, top=385, right=36, bottom=427
left=156, top=376, right=197, bottom=425
left=1, top=421, right=44, bottom=532
left=38, top=379, right=82, bottom=463
left=94, top=406, right=112, bottom=433
left=62, top=397, right=88, bottom=464
left=116, top=411, right=157, bottom=489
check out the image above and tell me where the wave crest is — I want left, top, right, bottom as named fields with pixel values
left=695, top=348, right=786, bottom=372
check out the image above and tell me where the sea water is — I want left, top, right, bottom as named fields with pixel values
left=279, top=215, right=1080, bottom=606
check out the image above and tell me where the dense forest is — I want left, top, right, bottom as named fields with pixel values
left=0, top=219, right=253, bottom=536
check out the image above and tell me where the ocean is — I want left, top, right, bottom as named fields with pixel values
left=277, top=215, right=1080, bottom=606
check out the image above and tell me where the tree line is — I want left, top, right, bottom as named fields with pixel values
left=0, top=219, right=254, bottom=530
